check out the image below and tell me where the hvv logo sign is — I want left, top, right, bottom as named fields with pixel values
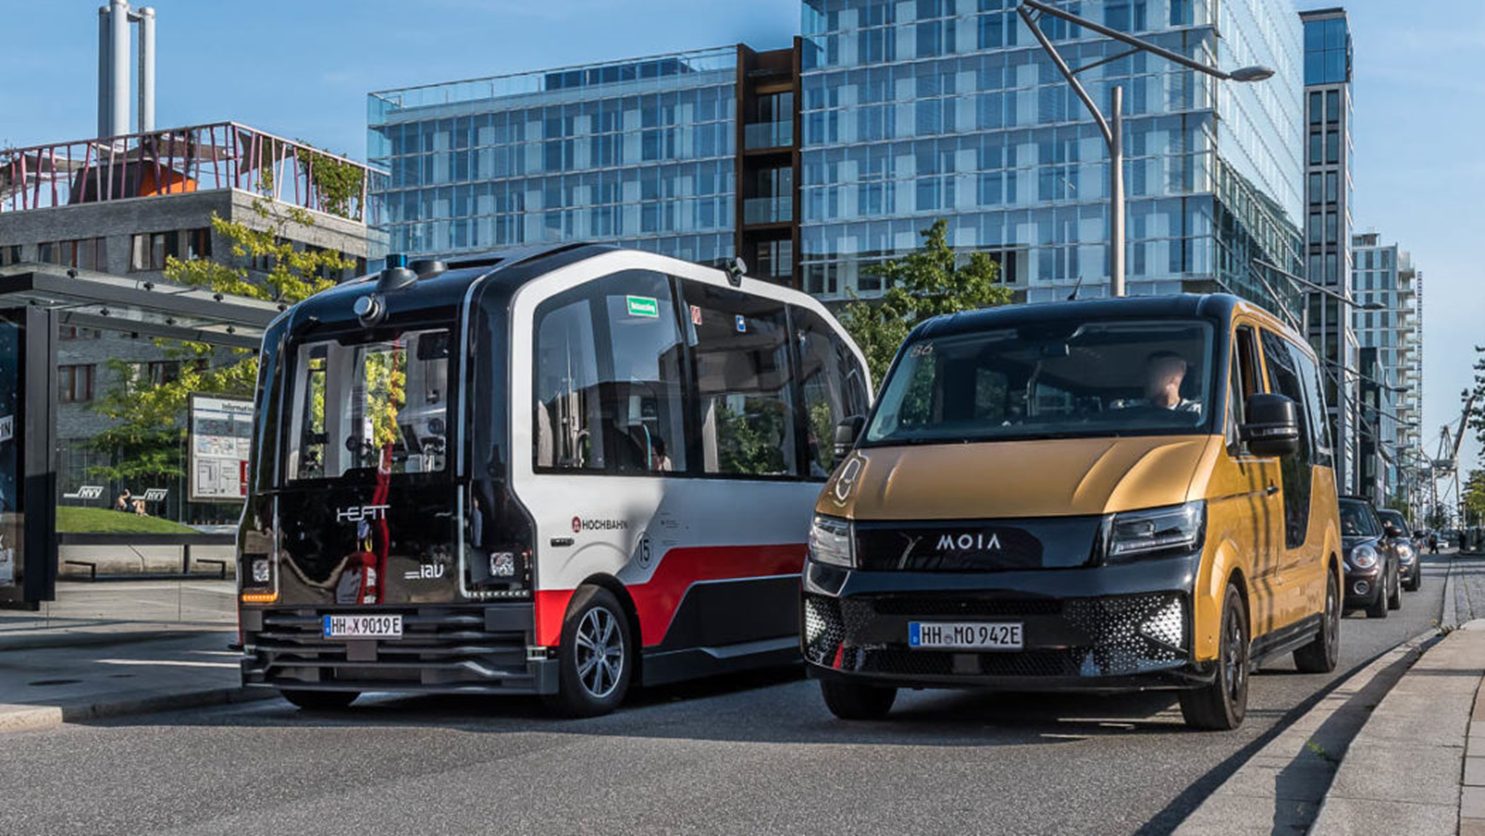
left=63, top=485, right=105, bottom=500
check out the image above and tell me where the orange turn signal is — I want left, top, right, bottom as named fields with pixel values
left=240, top=591, right=279, bottom=604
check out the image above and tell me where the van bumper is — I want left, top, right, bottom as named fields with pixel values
left=800, top=554, right=1215, bottom=692
left=239, top=603, right=559, bottom=695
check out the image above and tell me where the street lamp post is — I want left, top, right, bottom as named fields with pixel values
left=1018, top=0, right=1274, bottom=298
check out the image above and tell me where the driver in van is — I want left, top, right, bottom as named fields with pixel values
left=1139, top=351, right=1202, bottom=414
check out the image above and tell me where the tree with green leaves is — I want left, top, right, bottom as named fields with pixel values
left=839, top=219, right=1013, bottom=385
left=1469, top=347, right=1485, bottom=467
left=88, top=198, right=351, bottom=486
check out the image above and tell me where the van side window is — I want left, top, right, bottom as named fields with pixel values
left=1260, top=330, right=1314, bottom=548
left=1290, top=346, right=1333, bottom=466
left=1227, top=325, right=1261, bottom=453
left=683, top=282, right=798, bottom=478
left=532, top=270, right=688, bottom=474
left=794, top=306, right=868, bottom=479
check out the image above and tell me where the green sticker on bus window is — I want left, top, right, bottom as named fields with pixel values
left=626, top=295, right=659, bottom=318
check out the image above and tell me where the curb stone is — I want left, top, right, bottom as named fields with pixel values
left=0, top=686, right=277, bottom=735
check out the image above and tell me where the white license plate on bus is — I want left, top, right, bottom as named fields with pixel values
left=322, top=614, right=402, bottom=639
left=908, top=621, right=1023, bottom=651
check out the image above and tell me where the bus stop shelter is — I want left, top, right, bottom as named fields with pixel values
left=0, top=264, right=279, bottom=608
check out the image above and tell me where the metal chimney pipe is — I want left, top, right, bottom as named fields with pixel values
left=97, top=6, right=111, bottom=138
left=136, top=7, right=155, bottom=132
left=108, top=0, right=130, bottom=137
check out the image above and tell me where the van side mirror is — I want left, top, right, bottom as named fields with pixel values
left=834, top=416, right=865, bottom=458
left=1241, top=393, right=1301, bottom=457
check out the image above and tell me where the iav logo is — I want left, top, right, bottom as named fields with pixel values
left=403, top=563, right=446, bottom=581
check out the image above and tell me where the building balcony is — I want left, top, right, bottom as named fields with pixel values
left=0, top=121, right=384, bottom=225
left=743, top=120, right=793, bottom=151
left=743, top=196, right=791, bottom=225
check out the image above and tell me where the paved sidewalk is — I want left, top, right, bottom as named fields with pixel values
left=0, top=630, right=270, bottom=734
left=1310, top=620, right=1485, bottom=834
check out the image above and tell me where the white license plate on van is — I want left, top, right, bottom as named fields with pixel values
left=908, top=621, right=1022, bottom=650
left=322, top=614, right=402, bottom=639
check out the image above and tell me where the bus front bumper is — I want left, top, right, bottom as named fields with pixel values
left=239, top=604, right=559, bottom=695
left=800, top=556, right=1215, bottom=692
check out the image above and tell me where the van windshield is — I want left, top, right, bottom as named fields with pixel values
left=284, top=328, right=451, bottom=482
left=864, top=317, right=1216, bottom=446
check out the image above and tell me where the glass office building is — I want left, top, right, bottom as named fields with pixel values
left=1352, top=232, right=1422, bottom=503
left=797, top=0, right=1306, bottom=305
left=1300, top=7, right=1359, bottom=493
left=367, top=48, right=738, bottom=265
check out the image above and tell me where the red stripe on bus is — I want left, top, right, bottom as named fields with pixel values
left=532, top=544, right=806, bottom=648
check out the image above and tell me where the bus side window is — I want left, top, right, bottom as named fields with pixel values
left=531, top=271, right=688, bottom=475
left=683, top=281, right=798, bottom=478
left=793, top=305, right=867, bottom=479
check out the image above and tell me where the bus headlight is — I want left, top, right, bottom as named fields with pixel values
left=1105, top=501, right=1205, bottom=561
left=809, top=515, right=855, bottom=568
left=1350, top=544, right=1379, bottom=570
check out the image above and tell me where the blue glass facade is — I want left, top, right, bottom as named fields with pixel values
left=798, top=0, right=1305, bottom=307
left=1304, top=14, right=1351, bottom=85
left=367, top=48, right=737, bottom=263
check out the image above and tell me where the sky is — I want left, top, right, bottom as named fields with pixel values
left=0, top=0, right=1479, bottom=479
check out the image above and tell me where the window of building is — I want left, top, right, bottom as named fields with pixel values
left=58, top=364, right=95, bottom=404
left=58, top=325, right=102, bottom=340
left=38, top=238, right=108, bottom=271
left=0, top=245, right=19, bottom=266
left=130, top=228, right=210, bottom=272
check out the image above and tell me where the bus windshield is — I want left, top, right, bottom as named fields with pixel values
left=284, top=328, right=451, bottom=481
left=863, top=317, right=1215, bottom=446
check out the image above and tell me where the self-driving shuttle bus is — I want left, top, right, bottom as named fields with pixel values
left=238, top=244, right=870, bottom=716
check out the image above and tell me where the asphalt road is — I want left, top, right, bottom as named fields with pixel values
left=0, top=553, right=1458, bottom=836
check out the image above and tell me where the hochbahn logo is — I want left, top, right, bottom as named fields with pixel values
left=572, top=516, right=628, bottom=534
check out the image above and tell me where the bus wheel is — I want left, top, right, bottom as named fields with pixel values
left=820, top=679, right=897, bottom=720
left=280, top=689, right=359, bottom=710
left=544, top=585, right=633, bottom=718
left=1178, top=584, right=1248, bottom=731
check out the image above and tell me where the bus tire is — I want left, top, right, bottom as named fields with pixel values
left=280, top=689, right=359, bottom=710
left=820, top=679, right=897, bottom=720
left=1178, top=584, right=1248, bottom=731
left=543, top=585, right=633, bottom=718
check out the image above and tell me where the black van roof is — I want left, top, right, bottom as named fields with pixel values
left=913, top=293, right=1251, bottom=341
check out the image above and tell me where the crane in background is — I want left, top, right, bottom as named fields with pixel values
left=1428, top=390, right=1478, bottom=527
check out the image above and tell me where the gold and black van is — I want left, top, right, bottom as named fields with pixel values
left=803, top=294, right=1342, bottom=730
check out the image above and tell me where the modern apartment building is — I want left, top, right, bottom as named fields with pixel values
left=368, top=0, right=1307, bottom=318
left=1351, top=231, right=1422, bottom=504
left=0, top=122, right=383, bottom=522
left=1299, top=6, right=1360, bottom=493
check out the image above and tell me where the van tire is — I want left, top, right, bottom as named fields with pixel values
left=1293, top=571, right=1339, bottom=674
left=1179, top=584, right=1249, bottom=731
left=820, top=679, right=897, bottom=720
left=280, top=689, right=359, bottom=710
left=542, top=585, right=633, bottom=718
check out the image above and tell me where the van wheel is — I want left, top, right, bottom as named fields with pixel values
left=1293, top=571, right=1339, bottom=673
left=542, top=585, right=632, bottom=718
left=280, top=689, right=359, bottom=710
left=1387, top=565, right=1402, bottom=610
left=1179, top=584, right=1248, bottom=731
left=820, top=679, right=897, bottom=720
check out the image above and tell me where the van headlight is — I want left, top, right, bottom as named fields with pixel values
left=1105, top=501, right=1205, bottom=561
left=1350, top=544, right=1379, bottom=570
left=809, top=515, right=855, bottom=568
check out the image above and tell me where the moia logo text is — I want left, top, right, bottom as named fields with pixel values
left=937, top=532, right=1003, bottom=551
